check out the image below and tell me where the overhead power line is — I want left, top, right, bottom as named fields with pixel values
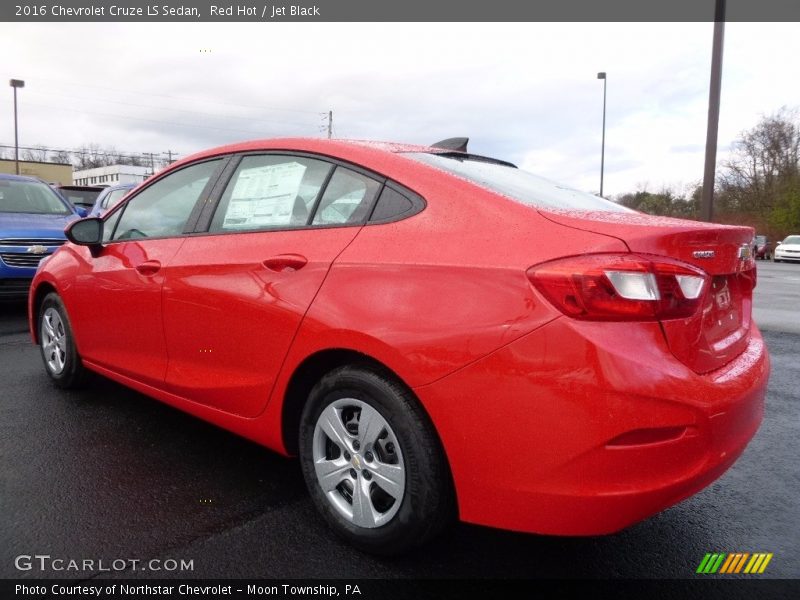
left=23, top=101, right=308, bottom=138
left=34, top=76, right=324, bottom=116
left=0, top=143, right=181, bottom=163
left=25, top=90, right=324, bottom=131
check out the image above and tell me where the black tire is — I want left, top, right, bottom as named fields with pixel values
left=38, top=292, right=88, bottom=389
left=299, top=364, right=454, bottom=556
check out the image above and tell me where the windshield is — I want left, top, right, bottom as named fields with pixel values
left=783, top=236, right=800, bottom=245
left=0, top=179, right=71, bottom=215
left=406, top=152, right=631, bottom=212
left=755, top=235, right=766, bottom=244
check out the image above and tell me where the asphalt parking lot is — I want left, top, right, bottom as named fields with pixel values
left=1, top=260, right=798, bottom=580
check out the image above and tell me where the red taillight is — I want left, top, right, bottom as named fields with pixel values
left=527, top=254, right=709, bottom=321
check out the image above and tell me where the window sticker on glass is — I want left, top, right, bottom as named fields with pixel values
left=223, top=162, right=307, bottom=229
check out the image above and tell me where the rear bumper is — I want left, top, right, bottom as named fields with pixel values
left=415, top=318, right=769, bottom=536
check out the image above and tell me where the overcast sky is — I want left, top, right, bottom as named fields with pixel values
left=1, top=22, right=798, bottom=196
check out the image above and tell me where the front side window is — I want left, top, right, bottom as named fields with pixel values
left=112, top=160, right=221, bottom=240
left=311, top=167, right=381, bottom=226
left=211, top=155, right=333, bottom=233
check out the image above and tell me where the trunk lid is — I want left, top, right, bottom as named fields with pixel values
left=540, top=209, right=756, bottom=373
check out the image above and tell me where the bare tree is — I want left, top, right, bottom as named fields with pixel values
left=51, top=150, right=72, bottom=165
left=74, top=144, right=107, bottom=170
left=719, top=107, right=800, bottom=213
left=21, top=145, right=49, bottom=162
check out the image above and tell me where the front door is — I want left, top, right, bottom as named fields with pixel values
left=73, top=159, right=224, bottom=386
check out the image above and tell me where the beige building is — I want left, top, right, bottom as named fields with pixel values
left=0, top=159, right=73, bottom=185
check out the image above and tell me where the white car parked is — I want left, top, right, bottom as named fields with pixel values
left=774, top=235, right=800, bottom=263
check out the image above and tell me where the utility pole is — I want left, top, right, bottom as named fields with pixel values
left=144, top=152, right=155, bottom=176
left=10, top=79, right=25, bottom=175
left=327, top=110, right=332, bottom=139
left=163, top=150, right=177, bottom=165
left=701, top=0, right=726, bottom=222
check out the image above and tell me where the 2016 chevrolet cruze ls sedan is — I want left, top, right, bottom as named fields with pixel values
left=29, top=138, right=769, bottom=555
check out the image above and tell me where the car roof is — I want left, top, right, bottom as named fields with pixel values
left=0, top=173, right=43, bottom=183
left=100, top=183, right=136, bottom=191
left=174, top=138, right=446, bottom=169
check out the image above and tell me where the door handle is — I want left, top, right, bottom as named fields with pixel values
left=262, top=254, right=308, bottom=273
left=135, top=260, right=162, bottom=276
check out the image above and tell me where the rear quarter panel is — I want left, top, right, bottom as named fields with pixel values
left=260, top=169, right=629, bottom=451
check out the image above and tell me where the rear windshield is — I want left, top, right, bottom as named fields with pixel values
left=0, top=179, right=71, bottom=215
left=59, top=188, right=101, bottom=207
left=406, top=152, right=631, bottom=212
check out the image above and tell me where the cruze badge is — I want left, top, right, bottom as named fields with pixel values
left=26, top=245, right=48, bottom=255
left=693, top=250, right=715, bottom=259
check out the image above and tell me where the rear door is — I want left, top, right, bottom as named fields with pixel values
left=72, top=159, right=224, bottom=385
left=162, top=154, right=383, bottom=416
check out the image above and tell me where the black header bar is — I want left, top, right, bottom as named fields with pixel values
left=3, top=0, right=800, bottom=23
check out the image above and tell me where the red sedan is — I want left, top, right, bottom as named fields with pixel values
left=29, top=138, right=769, bottom=555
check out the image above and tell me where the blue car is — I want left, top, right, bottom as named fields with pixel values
left=0, top=174, right=83, bottom=298
left=88, top=182, right=136, bottom=217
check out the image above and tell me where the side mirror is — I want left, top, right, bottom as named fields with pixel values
left=66, top=218, right=103, bottom=246
left=776, top=241, right=782, bottom=246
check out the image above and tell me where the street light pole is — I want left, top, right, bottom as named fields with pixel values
left=597, top=72, right=607, bottom=197
left=9, top=79, right=25, bottom=175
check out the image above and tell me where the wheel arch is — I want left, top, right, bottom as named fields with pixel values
left=280, top=348, right=451, bottom=484
left=282, top=349, right=394, bottom=454
left=30, top=281, right=59, bottom=344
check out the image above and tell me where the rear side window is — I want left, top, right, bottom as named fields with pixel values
left=369, top=186, right=417, bottom=223
left=311, top=167, right=381, bottom=226
left=210, top=155, right=332, bottom=232
left=407, top=152, right=631, bottom=212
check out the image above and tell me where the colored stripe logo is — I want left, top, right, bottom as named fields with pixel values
left=696, top=552, right=773, bottom=574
